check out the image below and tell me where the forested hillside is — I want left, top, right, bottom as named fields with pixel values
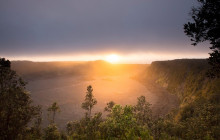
left=140, top=59, right=219, bottom=104
left=138, top=59, right=220, bottom=139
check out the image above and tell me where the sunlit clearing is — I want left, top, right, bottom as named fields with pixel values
left=105, top=54, right=119, bottom=63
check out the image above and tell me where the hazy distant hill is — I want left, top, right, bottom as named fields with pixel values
left=11, top=60, right=147, bottom=80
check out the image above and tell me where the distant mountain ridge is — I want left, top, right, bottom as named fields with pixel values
left=11, top=60, right=147, bottom=80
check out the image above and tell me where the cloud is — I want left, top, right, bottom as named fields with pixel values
left=0, top=0, right=208, bottom=58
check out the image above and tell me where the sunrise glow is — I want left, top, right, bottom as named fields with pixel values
left=105, top=54, right=119, bottom=63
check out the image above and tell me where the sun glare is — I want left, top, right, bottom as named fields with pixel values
left=105, top=54, right=119, bottom=63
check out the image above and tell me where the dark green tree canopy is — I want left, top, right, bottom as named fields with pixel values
left=134, top=96, right=152, bottom=127
left=184, top=0, right=220, bottom=78
left=0, top=58, right=40, bottom=140
left=43, top=124, right=60, bottom=140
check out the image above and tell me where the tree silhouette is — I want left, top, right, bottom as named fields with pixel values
left=184, top=0, right=220, bottom=78
left=47, top=102, right=60, bottom=124
left=81, top=85, right=97, bottom=118
left=104, top=101, right=115, bottom=117
left=0, top=58, right=10, bottom=68
left=0, top=58, right=40, bottom=139
left=104, top=101, right=115, bottom=112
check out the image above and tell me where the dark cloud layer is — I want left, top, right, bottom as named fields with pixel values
left=0, top=0, right=209, bottom=57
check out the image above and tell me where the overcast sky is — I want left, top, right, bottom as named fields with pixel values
left=0, top=0, right=210, bottom=63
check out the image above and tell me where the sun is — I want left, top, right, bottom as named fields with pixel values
left=105, top=54, right=119, bottom=63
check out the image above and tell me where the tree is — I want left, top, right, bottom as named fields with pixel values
left=134, top=96, right=152, bottom=127
left=43, top=124, right=60, bottom=140
left=22, top=108, right=43, bottom=140
left=100, top=105, right=153, bottom=139
left=81, top=85, right=97, bottom=118
left=45, top=102, right=61, bottom=139
left=66, top=112, right=103, bottom=139
left=0, top=58, right=10, bottom=68
left=184, top=0, right=220, bottom=78
left=104, top=101, right=115, bottom=117
left=0, top=58, right=40, bottom=139
left=104, top=101, right=115, bottom=112
left=47, top=102, right=60, bottom=124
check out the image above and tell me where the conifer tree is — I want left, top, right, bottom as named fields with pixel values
left=47, top=102, right=60, bottom=124
left=81, top=85, right=97, bottom=118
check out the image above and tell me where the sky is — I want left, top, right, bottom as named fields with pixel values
left=0, top=0, right=210, bottom=63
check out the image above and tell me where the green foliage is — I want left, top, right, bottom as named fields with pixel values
left=152, top=97, right=220, bottom=140
left=66, top=97, right=153, bottom=140
left=60, top=131, right=68, bottom=140
left=141, top=59, right=220, bottom=140
left=180, top=98, right=219, bottom=139
left=81, top=85, right=97, bottom=118
left=21, top=108, right=43, bottom=140
left=184, top=0, right=220, bottom=78
left=0, top=58, right=41, bottom=139
left=47, top=102, right=61, bottom=124
left=104, top=101, right=115, bottom=117
left=43, top=124, right=60, bottom=140
left=66, top=86, right=101, bottom=139
left=104, top=101, right=115, bottom=112
left=66, top=112, right=103, bottom=140
left=100, top=105, right=135, bottom=139
left=134, top=96, right=152, bottom=128
left=100, top=104, right=153, bottom=139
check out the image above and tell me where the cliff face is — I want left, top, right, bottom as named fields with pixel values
left=140, top=59, right=220, bottom=139
left=141, top=59, right=220, bottom=108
